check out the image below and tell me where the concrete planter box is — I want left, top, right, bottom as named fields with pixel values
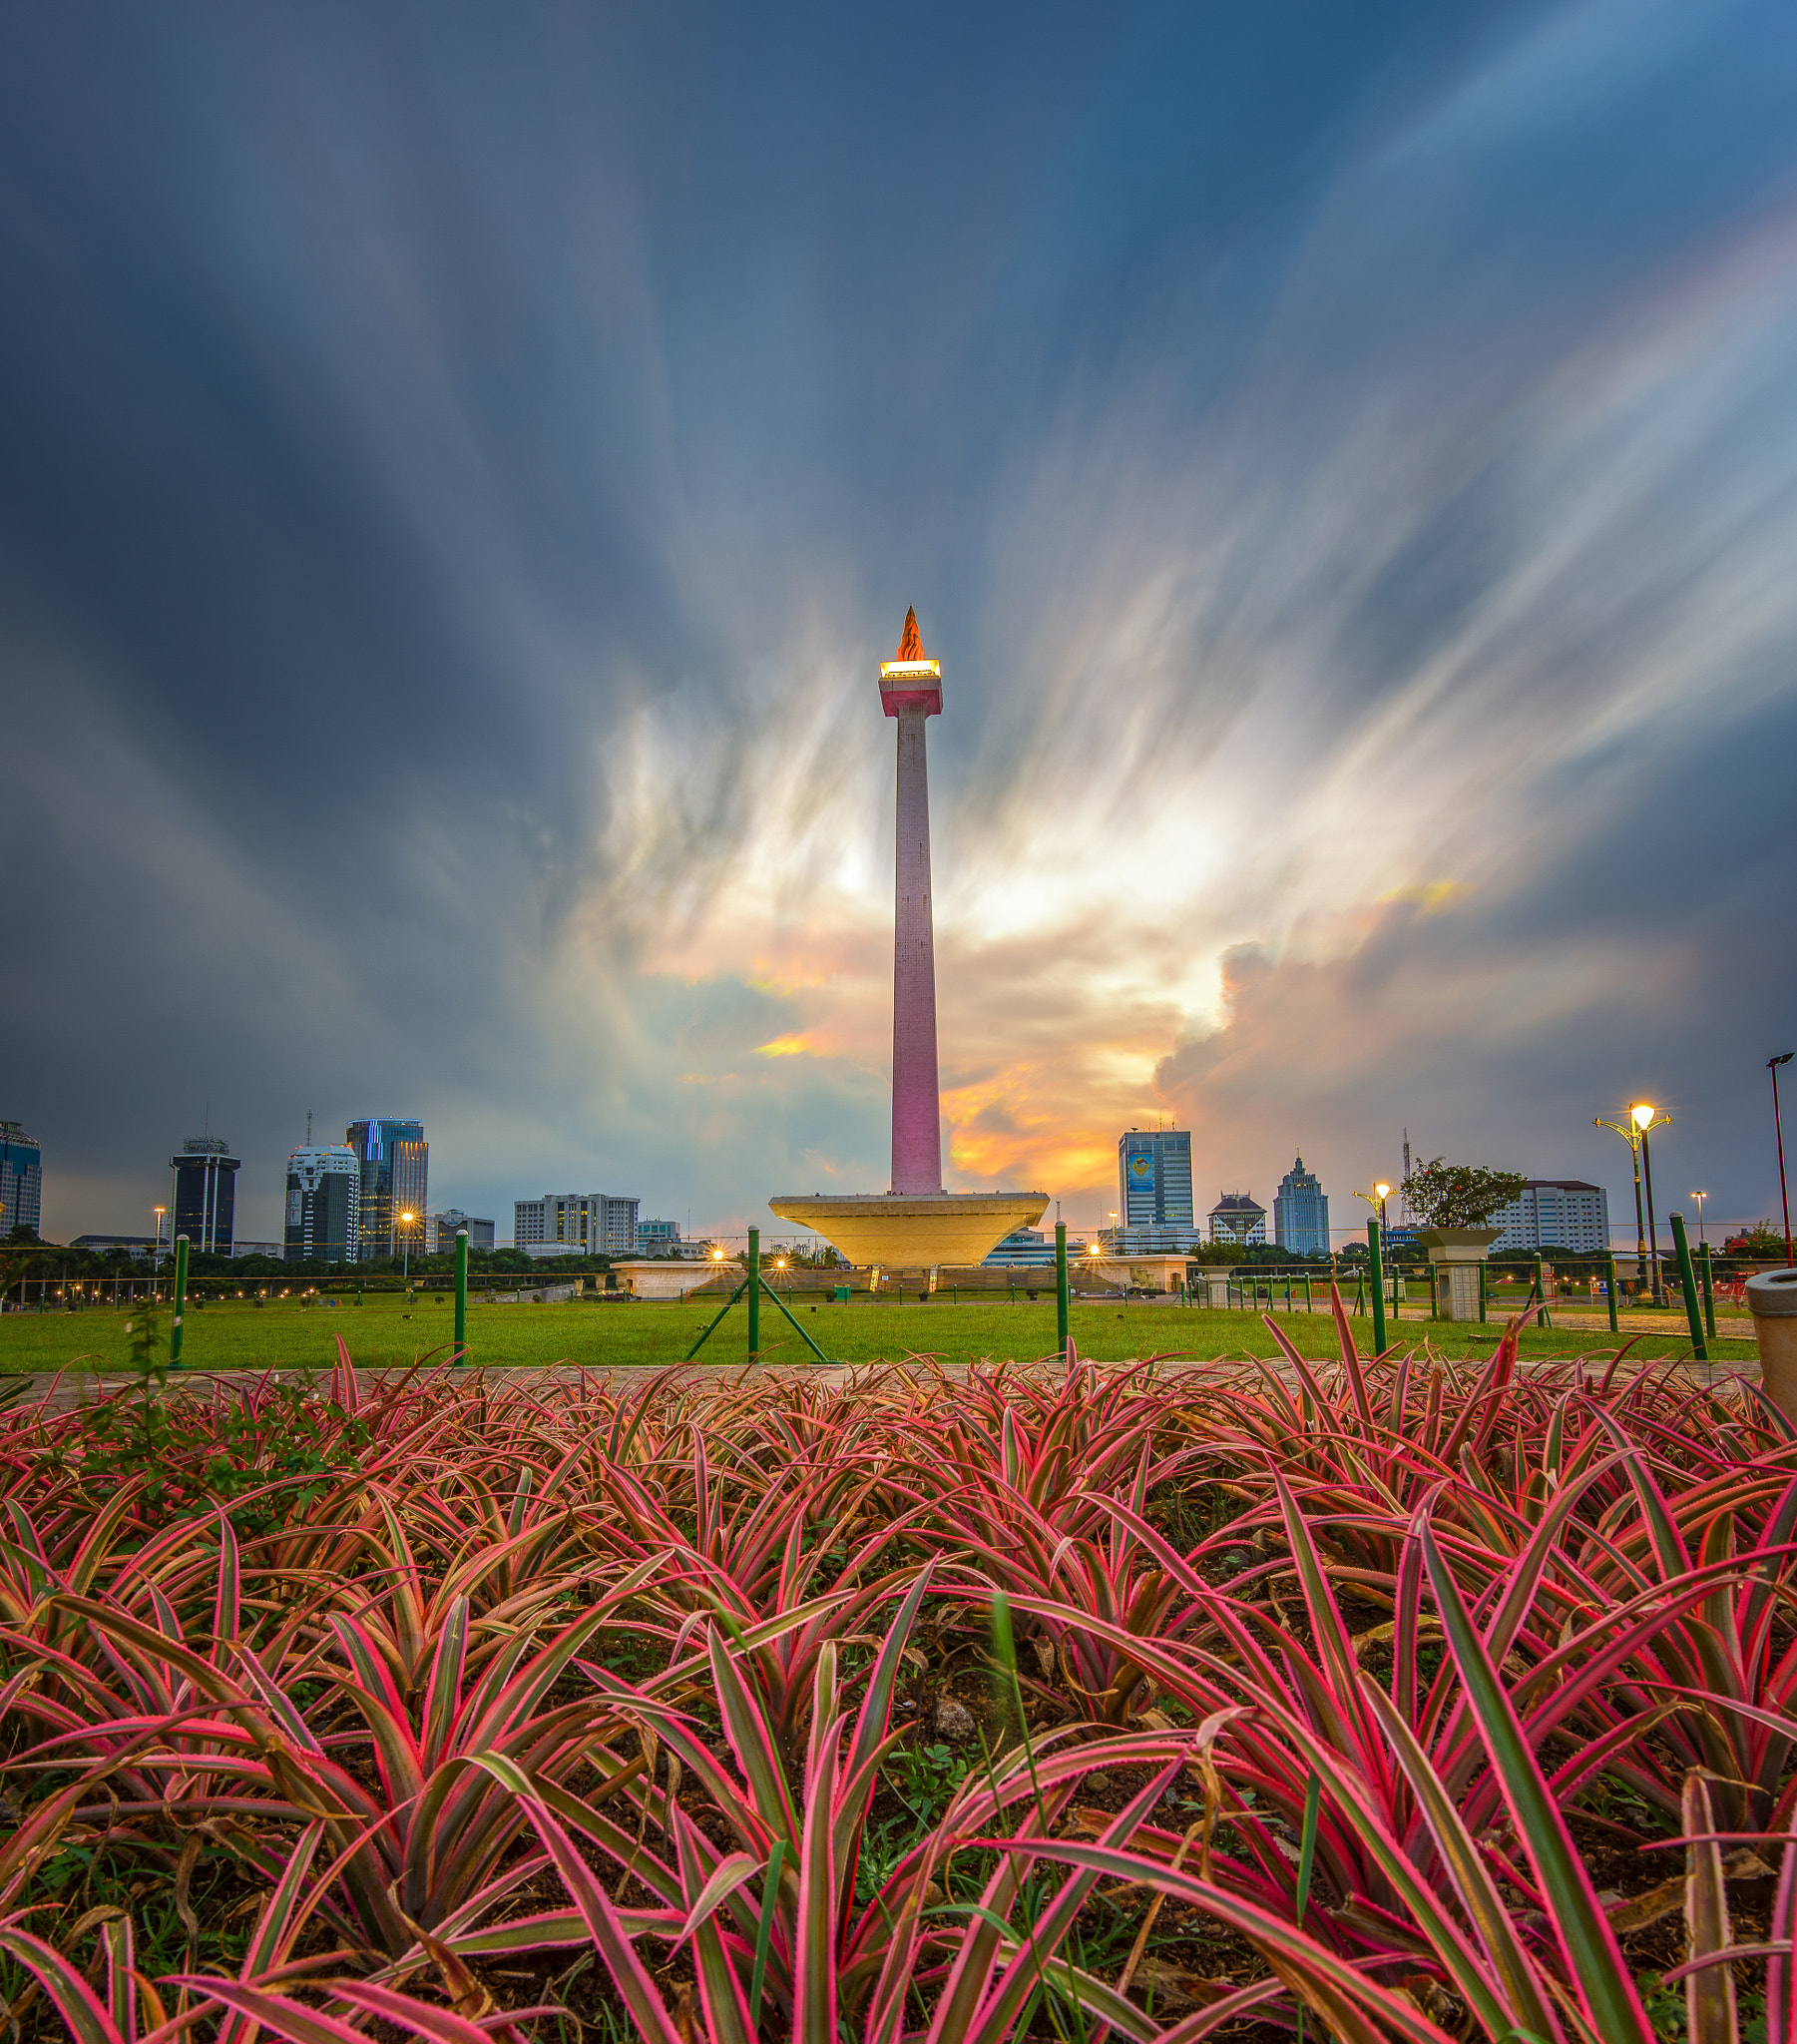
left=1747, top=1268, right=1797, bottom=1420
left=1418, top=1227, right=1503, bottom=1322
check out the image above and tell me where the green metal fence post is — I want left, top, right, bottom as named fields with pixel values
left=1669, top=1213, right=1707, bottom=1366
left=1478, top=1262, right=1487, bottom=1323
left=1367, top=1222, right=1387, bottom=1354
left=1700, top=1241, right=1716, bottom=1341
left=170, top=1235, right=190, bottom=1368
left=1056, top=1223, right=1070, bottom=1361
left=747, top=1228, right=761, bottom=1357
left=454, top=1230, right=468, bottom=1361
left=1605, top=1253, right=1618, bottom=1335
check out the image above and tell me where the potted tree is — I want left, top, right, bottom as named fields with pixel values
left=1403, top=1159, right=1528, bottom=1322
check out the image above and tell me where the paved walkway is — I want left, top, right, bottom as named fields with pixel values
left=10, top=1350, right=1764, bottom=1414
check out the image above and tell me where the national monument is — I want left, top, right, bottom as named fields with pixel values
left=768, top=613, right=1049, bottom=1270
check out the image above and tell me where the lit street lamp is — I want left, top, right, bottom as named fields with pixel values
left=1353, top=1182, right=1393, bottom=1236
left=1689, top=1190, right=1708, bottom=1246
left=1771, top=1053, right=1795, bottom=1269
left=1595, top=1103, right=1672, bottom=1303
left=399, top=1210, right=416, bottom=1281
left=1631, top=1104, right=1671, bottom=1303
left=153, top=1206, right=167, bottom=1267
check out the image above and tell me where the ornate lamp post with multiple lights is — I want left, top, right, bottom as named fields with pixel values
left=1595, top=1103, right=1671, bottom=1304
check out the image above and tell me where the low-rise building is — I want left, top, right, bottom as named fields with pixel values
left=635, top=1218, right=710, bottom=1258
left=425, top=1210, right=496, bottom=1252
left=1100, top=1225, right=1205, bottom=1256
left=981, top=1227, right=1057, bottom=1267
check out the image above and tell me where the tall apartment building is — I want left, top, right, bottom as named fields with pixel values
left=1119, top=1129, right=1194, bottom=1230
left=1208, top=1192, right=1267, bottom=1246
left=169, top=1137, right=239, bottom=1254
left=425, top=1210, right=495, bottom=1252
left=284, top=1146, right=361, bottom=1262
left=1490, top=1180, right=1610, bottom=1255
left=1, top=1122, right=41, bottom=1237
left=1272, top=1156, right=1330, bottom=1257
left=514, top=1193, right=640, bottom=1258
left=345, top=1119, right=427, bottom=1262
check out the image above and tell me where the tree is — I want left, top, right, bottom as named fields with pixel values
left=1187, top=1242, right=1247, bottom=1267
left=1401, top=1158, right=1528, bottom=1231
left=1725, top=1223, right=1787, bottom=1258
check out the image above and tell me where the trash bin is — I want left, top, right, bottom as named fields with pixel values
left=1746, top=1269, right=1797, bottom=1420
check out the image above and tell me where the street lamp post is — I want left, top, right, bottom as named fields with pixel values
left=1633, top=1105, right=1669, bottom=1304
left=1772, top=1053, right=1795, bottom=1269
left=1595, top=1105, right=1671, bottom=1303
left=399, top=1210, right=415, bottom=1282
left=1352, top=1183, right=1393, bottom=1327
left=1689, top=1191, right=1708, bottom=1246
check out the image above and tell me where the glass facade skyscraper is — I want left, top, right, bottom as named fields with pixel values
left=284, top=1146, right=361, bottom=1262
left=345, top=1119, right=428, bottom=1263
left=1, top=1122, right=41, bottom=1237
left=1272, top=1156, right=1330, bottom=1257
left=170, top=1137, right=239, bottom=1254
left=1118, top=1129, right=1194, bottom=1230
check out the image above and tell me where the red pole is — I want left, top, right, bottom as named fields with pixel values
left=1773, top=1054, right=1795, bottom=1268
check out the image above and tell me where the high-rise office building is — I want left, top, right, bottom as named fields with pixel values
left=425, top=1210, right=495, bottom=1252
left=1208, top=1192, right=1267, bottom=1245
left=1490, top=1180, right=1610, bottom=1255
left=284, top=1146, right=361, bottom=1262
left=1272, top=1156, right=1329, bottom=1257
left=1, top=1122, right=41, bottom=1237
left=345, top=1119, right=428, bottom=1262
left=169, top=1137, right=239, bottom=1254
left=514, top=1193, right=640, bottom=1257
left=1119, top=1129, right=1194, bottom=1230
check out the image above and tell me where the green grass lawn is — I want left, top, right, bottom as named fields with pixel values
left=0, top=1289, right=1759, bottom=1376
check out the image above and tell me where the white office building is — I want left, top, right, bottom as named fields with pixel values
left=1208, top=1193, right=1267, bottom=1246
left=514, top=1193, right=641, bottom=1258
left=1490, top=1180, right=1610, bottom=1255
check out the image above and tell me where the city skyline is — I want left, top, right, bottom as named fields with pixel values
left=1, top=3, right=1793, bottom=1249
left=9, top=1108, right=1783, bottom=1258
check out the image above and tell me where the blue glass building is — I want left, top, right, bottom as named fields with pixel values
left=346, top=1118, right=428, bottom=1262
left=1119, top=1129, right=1194, bottom=1230
left=1273, top=1156, right=1330, bottom=1257
left=1, top=1122, right=41, bottom=1237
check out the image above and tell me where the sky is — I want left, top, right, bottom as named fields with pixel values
left=2, top=0, right=1796, bottom=1251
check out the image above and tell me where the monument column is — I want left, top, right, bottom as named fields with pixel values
left=767, top=611, right=1048, bottom=1271
left=891, top=701, right=941, bottom=1193
left=882, top=608, right=944, bottom=1195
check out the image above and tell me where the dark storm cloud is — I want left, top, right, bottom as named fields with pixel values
left=1, top=0, right=1794, bottom=1243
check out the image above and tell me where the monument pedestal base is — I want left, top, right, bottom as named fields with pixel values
left=767, top=1193, right=1049, bottom=1272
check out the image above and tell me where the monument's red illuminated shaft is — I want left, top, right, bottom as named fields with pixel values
left=880, top=608, right=944, bottom=1195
